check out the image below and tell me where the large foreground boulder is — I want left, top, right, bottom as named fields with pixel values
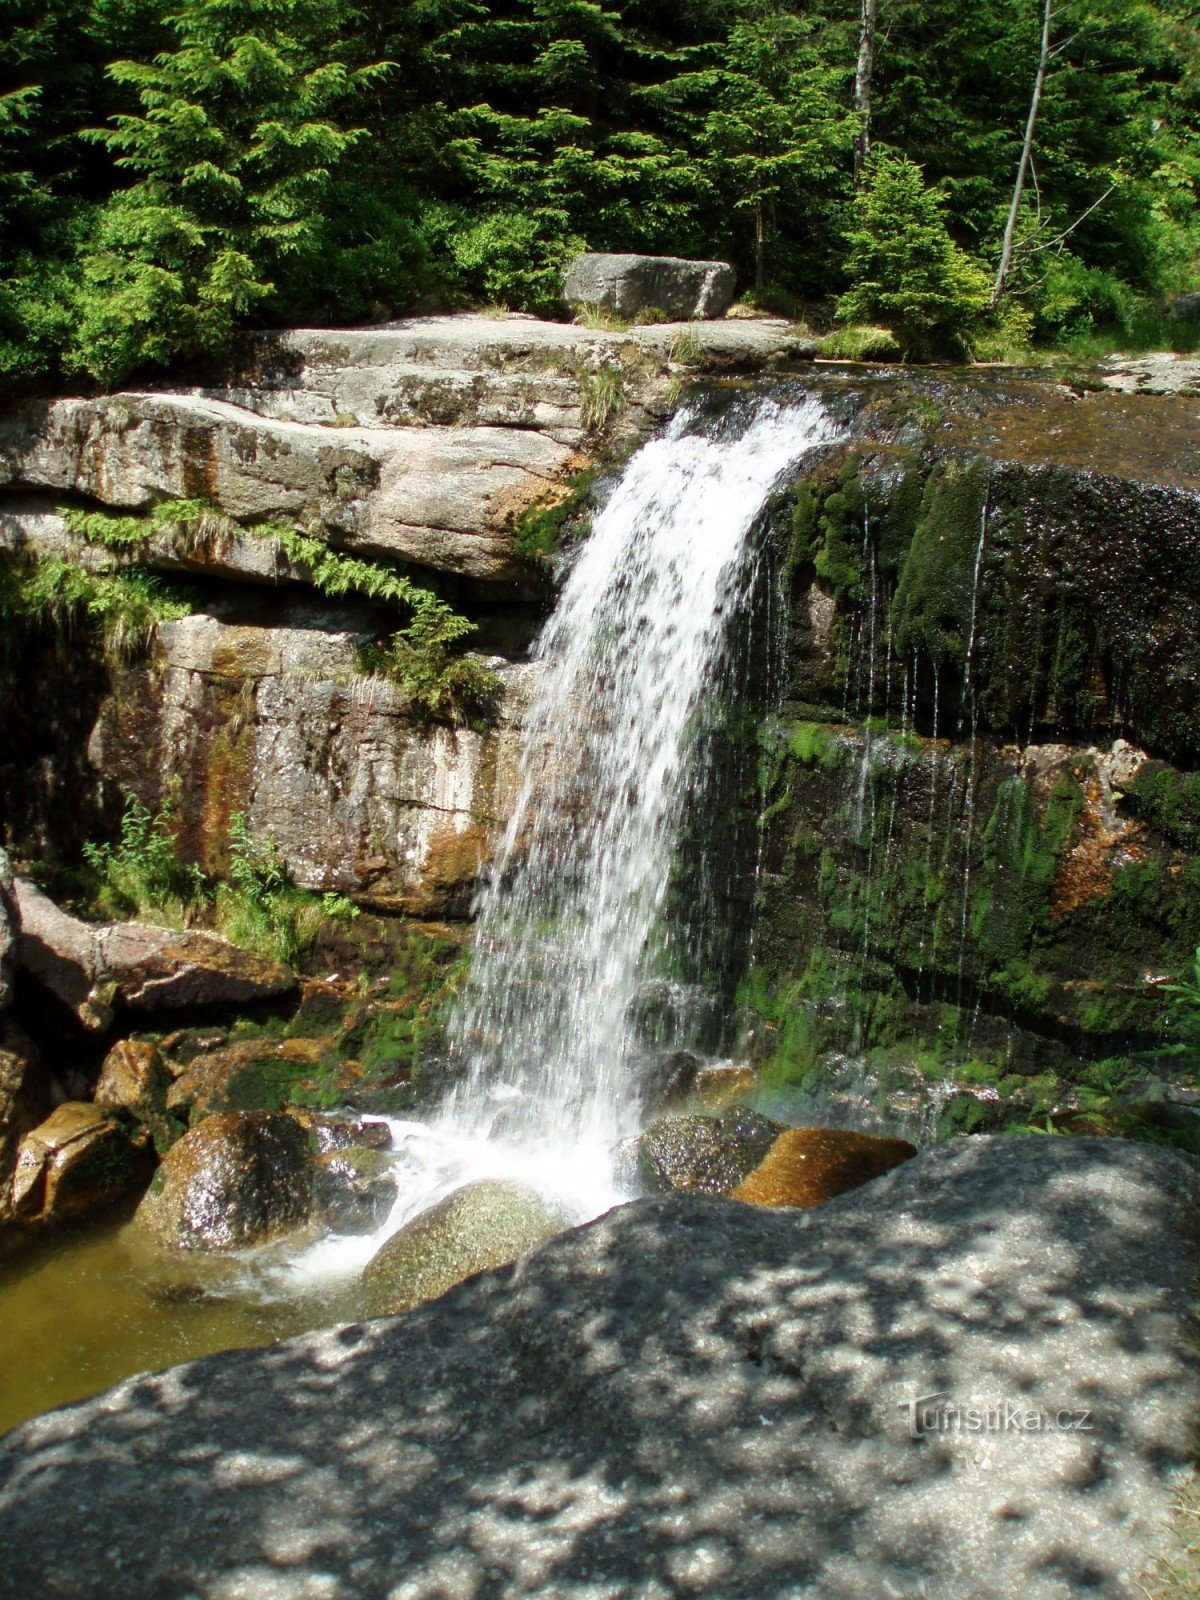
left=564, top=252, right=737, bottom=320
left=14, top=878, right=295, bottom=1033
left=0, top=1137, right=1194, bottom=1599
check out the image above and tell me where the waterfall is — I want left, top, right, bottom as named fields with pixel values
left=282, top=391, right=841, bottom=1285
left=441, top=393, right=840, bottom=1167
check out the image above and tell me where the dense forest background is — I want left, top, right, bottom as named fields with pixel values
left=1, top=0, right=1198, bottom=385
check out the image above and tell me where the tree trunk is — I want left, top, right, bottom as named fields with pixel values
left=755, top=201, right=765, bottom=291
left=853, top=0, right=880, bottom=185
left=992, top=0, right=1053, bottom=307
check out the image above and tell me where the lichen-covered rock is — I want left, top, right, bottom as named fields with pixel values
left=90, top=605, right=534, bottom=911
left=630, top=1108, right=785, bottom=1196
left=314, top=1145, right=397, bottom=1234
left=13, top=878, right=295, bottom=1032
left=6, top=1102, right=150, bottom=1237
left=362, top=1178, right=563, bottom=1315
left=563, top=253, right=736, bottom=320
left=0, top=847, right=15, bottom=1016
left=136, top=1111, right=316, bottom=1251
left=93, top=1039, right=172, bottom=1115
left=731, top=1126, right=917, bottom=1208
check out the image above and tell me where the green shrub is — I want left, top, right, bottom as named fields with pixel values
left=359, top=611, right=499, bottom=728
left=837, top=149, right=990, bottom=356
left=83, top=798, right=206, bottom=923
left=215, top=814, right=359, bottom=964
left=816, top=325, right=900, bottom=361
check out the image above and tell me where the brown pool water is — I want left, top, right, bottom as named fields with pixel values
left=0, top=1203, right=371, bottom=1436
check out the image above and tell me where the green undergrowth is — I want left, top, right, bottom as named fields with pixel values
left=82, top=798, right=359, bottom=964
left=0, top=554, right=194, bottom=673
left=578, top=365, right=628, bottom=433
left=157, top=925, right=470, bottom=1116
left=59, top=500, right=497, bottom=727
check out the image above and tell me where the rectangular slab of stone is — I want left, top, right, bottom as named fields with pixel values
left=563, top=252, right=737, bottom=319
left=0, top=393, right=574, bottom=582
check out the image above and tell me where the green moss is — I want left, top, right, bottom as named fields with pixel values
left=892, top=457, right=990, bottom=668
left=514, top=470, right=596, bottom=568
left=787, top=720, right=840, bottom=767
left=972, top=774, right=1082, bottom=985
left=1124, top=765, right=1200, bottom=850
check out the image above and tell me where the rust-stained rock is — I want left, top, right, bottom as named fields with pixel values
left=0, top=1023, right=50, bottom=1200
left=94, top=1039, right=172, bottom=1115
left=91, top=608, right=535, bottom=911
left=135, top=1111, right=316, bottom=1251
left=731, top=1126, right=917, bottom=1209
left=630, top=1109, right=785, bottom=1197
left=13, top=877, right=295, bottom=1033
left=6, top=1102, right=149, bottom=1236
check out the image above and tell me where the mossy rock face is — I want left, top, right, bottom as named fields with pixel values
left=135, top=1111, right=316, bottom=1251
left=361, top=1179, right=563, bottom=1316
left=732, top=1127, right=917, bottom=1209
left=630, top=1109, right=785, bottom=1197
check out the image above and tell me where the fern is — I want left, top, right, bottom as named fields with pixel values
left=0, top=556, right=193, bottom=666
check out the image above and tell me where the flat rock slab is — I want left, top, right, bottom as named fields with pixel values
left=0, top=1137, right=1195, bottom=1600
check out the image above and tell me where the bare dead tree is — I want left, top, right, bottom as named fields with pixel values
left=991, top=0, right=1054, bottom=306
left=853, top=0, right=880, bottom=185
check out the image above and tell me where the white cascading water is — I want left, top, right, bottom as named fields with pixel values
left=285, top=392, right=840, bottom=1285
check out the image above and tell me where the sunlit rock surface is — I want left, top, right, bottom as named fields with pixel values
left=731, top=1126, right=917, bottom=1208
left=90, top=605, right=537, bottom=912
left=0, top=1137, right=1193, bottom=1600
left=362, top=1177, right=564, bottom=1315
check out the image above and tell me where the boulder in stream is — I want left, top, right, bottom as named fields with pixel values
left=628, top=1107, right=785, bottom=1195
left=6, top=1102, right=150, bottom=1238
left=731, top=1125, right=918, bottom=1208
left=135, top=1110, right=316, bottom=1251
left=362, top=1178, right=564, bottom=1315
left=314, top=1145, right=397, bottom=1234
left=93, top=1038, right=172, bottom=1116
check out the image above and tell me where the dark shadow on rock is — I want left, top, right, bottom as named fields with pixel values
left=0, top=1136, right=1195, bottom=1600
